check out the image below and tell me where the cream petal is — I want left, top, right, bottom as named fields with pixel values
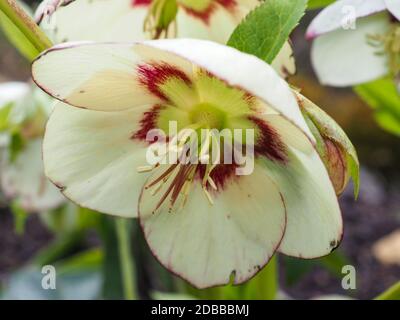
left=32, top=42, right=161, bottom=111
left=43, top=101, right=152, bottom=217
left=33, top=40, right=313, bottom=142
left=139, top=163, right=286, bottom=288
left=140, top=39, right=315, bottom=142
left=271, top=41, right=296, bottom=78
left=257, top=114, right=342, bottom=258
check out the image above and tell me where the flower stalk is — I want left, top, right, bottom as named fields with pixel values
left=116, top=218, right=137, bottom=300
left=0, top=0, right=52, bottom=59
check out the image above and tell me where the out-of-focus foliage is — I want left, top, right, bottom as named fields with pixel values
left=1, top=249, right=103, bottom=300
left=0, top=0, right=52, bottom=60
left=284, top=251, right=351, bottom=286
left=228, top=0, right=307, bottom=63
left=308, top=0, right=336, bottom=9
left=355, top=77, right=400, bottom=136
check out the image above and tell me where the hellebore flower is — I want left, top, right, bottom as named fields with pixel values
left=38, top=0, right=260, bottom=42
left=37, top=0, right=295, bottom=77
left=0, top=82, right=65, bottom=212
left=32, top=39, right=343, bottom=288
left=307, top=0, right=400, bottom=86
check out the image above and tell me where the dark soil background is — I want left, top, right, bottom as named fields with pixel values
left=0, top=4, right=399, bottom=300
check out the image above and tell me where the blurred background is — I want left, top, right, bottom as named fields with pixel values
left=0, top=1, right=399, bottom=300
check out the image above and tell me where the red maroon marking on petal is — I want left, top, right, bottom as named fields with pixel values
left=132, top=0, right=151, bottom=7
left=217, top=0, right=237, bottom=11
left=182, top=0, right=237, bottom=24
left=132, top=105, right=165, bottom=142
left=249, top=116, right=288, bottom=163
left=137, top=62, right=192, bottom=101
left=183, top=5, right=215, bottom=24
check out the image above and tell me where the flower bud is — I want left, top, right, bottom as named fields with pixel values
left=296, top=93, right=360, bottom=197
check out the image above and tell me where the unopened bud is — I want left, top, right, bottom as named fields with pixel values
left=296, top=93, right=359, bottom=197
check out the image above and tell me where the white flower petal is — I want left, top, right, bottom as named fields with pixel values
left=48, top=0, right=148, bottom=43
left=139, top=163, right=286, bottom=288
left=43, top=102, right=151, bottom=217
left=271, top=41, right=296, bottom=78
left=311, top=13, right=390, bottom=87
left=1, top=138, right=65, bottom=212
left=33, top=40, right=312, bottom=142
left=385, top=0, right=400, bottom=21
left=32, top=42, right=160, bottom=111
left=257, top=115, right=342, bottom=258
left=265, top=114, right=314, bottom=154
left=0, top=82, right=30, bottom=107
left=306, top=0, right=387, bottom=39
left=140, top=39, right=314, bottom=142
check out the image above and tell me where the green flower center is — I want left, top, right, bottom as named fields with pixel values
left=189, top=103, right=227, bottom=130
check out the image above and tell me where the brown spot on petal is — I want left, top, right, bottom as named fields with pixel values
left=54, top=182, right=66, bottom=191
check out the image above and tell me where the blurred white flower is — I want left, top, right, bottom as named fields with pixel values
left=37, top=0, right=295, bottom=78
left=307, top=0, right=400, bottom=86
left=0, top=82, right=65, bottom=212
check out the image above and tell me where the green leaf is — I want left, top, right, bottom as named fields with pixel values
left=318, top=251, right=351, bottom=277
left=375, top=281, right=400, bottom=300
left=354, top=77, right=400, bottom=136
left=283, top=256, right=314, bottom=286
left=308, top=0, right=335, bottom=9
left=55, top=248, right=103, bottom=275
left=9, top=131, right=25, bottom=163
left=33, top=231, right=85, bottom=266
left=228, top=0, right=307, bottom=64
left=0, top=102, right=13, bottom=130
left=97, top=216, right=125, bottom=299
left=284, top=251, right=351, bottom=286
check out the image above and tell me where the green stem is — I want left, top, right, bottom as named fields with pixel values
left=116, top=218, right=137, bottom=300
left=375, top=281, right=400, bottom=300
left=0, top=0, right=52, bottom=55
